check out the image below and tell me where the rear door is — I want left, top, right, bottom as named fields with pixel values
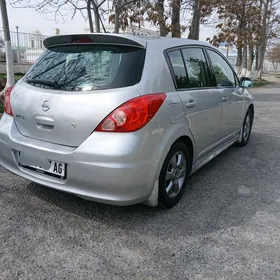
left=166, top=47, right=221, bottom=161
left=206, top=48, right=245, bottom=138
left=11, top=39, right=146, bottom=147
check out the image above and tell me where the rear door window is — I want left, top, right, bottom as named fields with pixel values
left=181, top=48, right=211, bottom=88
left=24, top=45, right=146, bottom=91
left=167, top=50, right=188, bottom=89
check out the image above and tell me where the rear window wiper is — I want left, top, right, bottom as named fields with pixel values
left=26, top=79, right=60, bottom=88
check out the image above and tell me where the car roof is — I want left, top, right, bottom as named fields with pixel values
left=124, top=34, right=212, bottom=49
left=43, top=33, right=213, bottom=51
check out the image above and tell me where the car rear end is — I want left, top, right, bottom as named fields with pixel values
left=0, top=34, right=167, bottom=206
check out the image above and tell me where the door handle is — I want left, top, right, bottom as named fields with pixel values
left=222, top=96, right=229, bottom=102
left=35, top=115, right=55, bottom=130
left=186, top=100, right=197, bottom=108
left=35, top=115, right=55, bottom=126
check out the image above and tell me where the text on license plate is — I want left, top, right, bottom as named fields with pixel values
left=34, top=161, right=66, bottom=178
left=19, top=152, right=66, bottom=179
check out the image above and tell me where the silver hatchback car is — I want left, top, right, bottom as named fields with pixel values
left=0, top=34, right=254, bottom=208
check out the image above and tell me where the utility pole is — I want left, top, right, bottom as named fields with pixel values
left=16, top=26, right=20, bottom=63
left=0, top=0, right=15, bottom=92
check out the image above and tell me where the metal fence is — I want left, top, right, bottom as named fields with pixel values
left=0, top=30, right=48, bottom=63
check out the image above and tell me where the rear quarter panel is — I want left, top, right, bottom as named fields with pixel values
left=151, top=103, right=196, bottom=181
left=134, top=42, right=175, bottom=95
left=134, top=42, right=196, bottom=180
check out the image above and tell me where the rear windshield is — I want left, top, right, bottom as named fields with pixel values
left=24, top=44, right=146, bottom=91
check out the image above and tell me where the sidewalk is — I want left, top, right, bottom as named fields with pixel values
left=249, top=82, right=280, bottom=94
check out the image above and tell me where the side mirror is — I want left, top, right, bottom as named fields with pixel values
left=240, top=77, right=253, bottom=88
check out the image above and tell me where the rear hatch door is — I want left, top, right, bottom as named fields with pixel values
left=11, top=34, right=146, bottom=147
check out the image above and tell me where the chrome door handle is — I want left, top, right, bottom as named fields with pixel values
left=186, top=100, right=197, bottom=108
left=222, top=96, right=229, bottom=102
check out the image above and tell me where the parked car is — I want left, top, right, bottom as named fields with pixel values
left=0, top=34, right=254, bottom=208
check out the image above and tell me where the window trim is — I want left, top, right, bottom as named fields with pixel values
left=164, top=45, right=215, bottom=91
left=205, top=47, right=240, bottom=88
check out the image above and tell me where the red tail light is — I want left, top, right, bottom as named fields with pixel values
left=4, top=86, right=14, bottom=116
left=95, top=93, right=166, bottom=132
left=71, top=35, right=93, bottom=44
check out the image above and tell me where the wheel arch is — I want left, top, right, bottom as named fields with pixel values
left=174, top=135, right=194, bottom=168
left=237, top=102, right=254, bottom=144
left=248, top=103, right=254, bottom=118
left=154, top=127, right=196, bottom=182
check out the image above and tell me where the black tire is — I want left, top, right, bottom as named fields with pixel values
left=158, top=141, right=191, bottom=209
left=237, top=108, right=253, bottom=147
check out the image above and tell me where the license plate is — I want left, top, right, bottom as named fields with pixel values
left=18, top=152, right=66, bottom=179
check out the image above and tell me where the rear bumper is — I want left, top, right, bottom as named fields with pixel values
left=0, top=114, right=158, bottom=206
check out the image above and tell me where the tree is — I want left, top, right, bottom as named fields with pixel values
left=186, top=0, right=216, bottom=39
left=207, top=0, right=254, bottom=75
left=207, top=0, right=280, bottom=79
left=145, top=0, right=171, bottom=36
left=0, top=0, right=15, bottom=93
left=10, top=0, right=107, bottom=34
left=154, top=0, right=167, bottom=36
left=267, top=43, right=280, bottom=70
left=87, top=0, right=94, bottom=32
left=92, top=0, right=107, bottom=32
left=188, top=0, right=201, bottom=39
left=255, top=0, right=270, bottom=78
left=171, top=0, right=181, bottom=37
left=145, top=0, right=190, bottom=37
left=255, top=0, right=280, bottom=79
left=108, top=0, right=147, bottom=33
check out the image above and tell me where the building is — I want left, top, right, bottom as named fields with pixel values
left=28, top=29, right=46, bottom=49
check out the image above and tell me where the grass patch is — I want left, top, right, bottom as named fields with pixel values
left=0, top=73, right=24, bottom=83
left=252, top=79, right=273, bottom=88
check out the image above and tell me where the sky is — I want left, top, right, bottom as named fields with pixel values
left=4, top=2, right=215, bottom=41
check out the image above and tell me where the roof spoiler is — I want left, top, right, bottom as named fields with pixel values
left=43, top=34, right=146, bottom=49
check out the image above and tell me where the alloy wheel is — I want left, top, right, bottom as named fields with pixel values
left=243, top=113, right=251, bottom=141
left=165, top=151, right=187, bottom=198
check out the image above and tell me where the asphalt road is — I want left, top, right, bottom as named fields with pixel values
left=1, top=87, right=280, bottom=280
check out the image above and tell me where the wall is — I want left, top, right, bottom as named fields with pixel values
left=0, top=62, right=32, bottom=74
